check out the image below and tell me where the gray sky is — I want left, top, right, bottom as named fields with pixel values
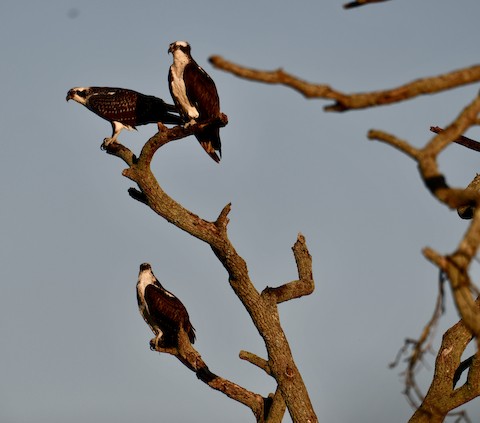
left=2, top=1, right=480, bottom=422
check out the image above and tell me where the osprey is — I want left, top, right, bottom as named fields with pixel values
left=136, top=263, right=196, bottom=349
left=66, top=87, right=182, bottom=148
left=168, top=41, right=222, bottom=163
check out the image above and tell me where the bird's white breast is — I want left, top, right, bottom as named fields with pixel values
left=170, top=61, right=199, bottom=120
left=137, top=272, right=153, bottom=316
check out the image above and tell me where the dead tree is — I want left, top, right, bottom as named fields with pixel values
left=104, top=117, right=317, bottom=423
left=208, top=55, right=480, bottom=422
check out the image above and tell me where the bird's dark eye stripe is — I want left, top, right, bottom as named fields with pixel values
left=78, top=91, right=87, bottom=98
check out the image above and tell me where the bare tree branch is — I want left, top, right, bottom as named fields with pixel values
left=408, top=302, right=480, bottom=423
left=362, top=86, right=480, bottom=421
left=368, top=89, right=480, bottom=340
left=261, top=234, right=314, bottom=304
left=209, top=56, right=480, bottom=112
left=265, top=387, right=287, bottom=423
left=240, top=350, right=271, bottom=375
left=430, top=126, right=480, bottom=153
left=239, top=349, right=287, bottom=421
left=104, top=123, right=318, bottom=423
left=343, top=0, right=392, bottom=8
left=456, top=174, right=480, bottom=220
left=368, top=92, right=480, bottom=211
left=151, top=329, right=266, bottom=420
left=390, top=272, right=445, bottom=411
left=424, top=247, right=480, bottom=339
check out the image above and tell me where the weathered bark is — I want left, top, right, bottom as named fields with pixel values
left=105, top=119, right=317, bottom=422
left=409, top=307, right=480, bottom=423
left=209, top=47, right=480, bottom=420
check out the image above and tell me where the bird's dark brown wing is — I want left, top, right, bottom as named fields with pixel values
left=135, top=94, right=182, bottom=126
left=183, top=62, right=220, bottom=120
left=144, top=284, right=196, bottom=344
left=86, top=89, right=139, bottom=127
left=183, top=62, right=222, bottom=162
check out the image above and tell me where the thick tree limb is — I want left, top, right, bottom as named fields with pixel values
left=424, top=247, right=480, bottom=339
left=365, top=89, right=480, bottom=421
left=369, top=91, right=480, bottom=339
left=105, top=123, right=318, bottom=423
left=209, top=56, right=480, bottom=112
left=238, top=351, right=287, bottom=422
left=408, top=303, right=480, bottom=423
left=456, top=174, right=480, bottom=220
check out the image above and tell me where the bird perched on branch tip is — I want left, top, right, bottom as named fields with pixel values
left=66, top=86, right=182, bottom=149
left=168, top=41, right=223, bottom=163
left=136, top=263, right=196, bottom=349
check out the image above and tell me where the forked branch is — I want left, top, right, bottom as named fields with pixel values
left=262, top=234, right=314, bottom=304
left=367, top=91, right=480, bottom=338
left=151, top=329, right=267, bottom=420
left=368, top=92, right=480, bottom=210
left=408, top=303, right=480, bottom=423
left=104, top=122, right=318, bottom=423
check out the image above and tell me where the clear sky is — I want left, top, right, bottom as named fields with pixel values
left=1, top=1, right=480, bottom=422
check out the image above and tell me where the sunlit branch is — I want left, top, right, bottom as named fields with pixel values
left=457, top=174, right=480, bottom=220
left=152, top=329, right=266, bottom=419
left=390, top=275, right=445, bottom=411
left=261, top=234, right=314, bottom=304
left=209, top=56, right=480, bottom=112
left=430, top=126, right=480, bottom=153
left=367, top=130, right=420, bottom=160
left=105, top=122, right=318, bottom=423
left=408, top=304, right=480, bottom=423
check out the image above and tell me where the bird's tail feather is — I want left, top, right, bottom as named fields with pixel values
left=162, top=112, right=183, bottom=125
left=200, top=141, right=221, bottom=163
left=165, top=102, right=179, bottom=113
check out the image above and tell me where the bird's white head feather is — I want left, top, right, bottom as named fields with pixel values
left=66, top=87, right=90, bottom=104
left=137, top=263, right=157, bottom=288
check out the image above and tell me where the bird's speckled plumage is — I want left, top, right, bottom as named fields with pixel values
left=66, top=87, right=182, bottom=147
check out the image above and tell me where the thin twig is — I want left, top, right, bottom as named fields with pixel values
left=430, top=126, right=480, bottom=153
left=343, top=0, right=392, bottom=9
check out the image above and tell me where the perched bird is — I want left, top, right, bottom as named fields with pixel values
left=168, top=41, right=222, bottom=163
left=136, top=263, right=196, bottom=349
left=66, top=87, right=182, bottom=148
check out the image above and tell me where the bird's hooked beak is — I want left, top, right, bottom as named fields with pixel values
left=139, top=263, right=152, bottom=273
left=168, top=43, right=174, bottom=54
left=66, top=89, right=74, bottom=101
